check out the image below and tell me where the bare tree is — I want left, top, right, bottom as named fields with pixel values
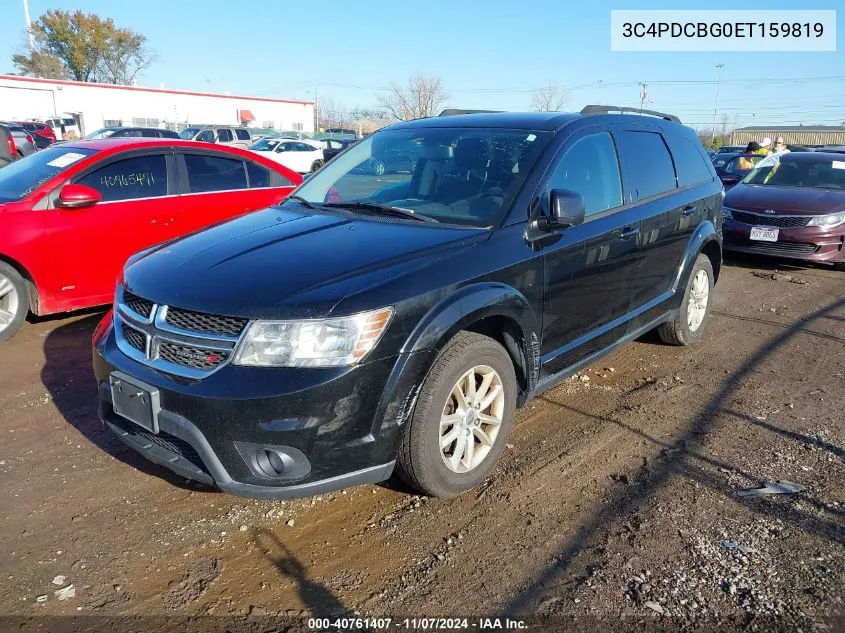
left=377, top=73, right=448, bottom=121
left=531, top=82, right=567, bottom=112
left=317, top=96, right=350, bottom=130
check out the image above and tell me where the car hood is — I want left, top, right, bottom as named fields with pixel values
left=725, top=184, right=845, bottom=215
left=124, top=206, right=488, bottom=319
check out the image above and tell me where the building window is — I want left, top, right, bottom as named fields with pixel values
left=262, top=120, right=274, bottom=129
left=292, top=122, right=304, bottom=132
left=104, top=119, right=122, bottom=127
left=132, top=117, right=160, bottom=128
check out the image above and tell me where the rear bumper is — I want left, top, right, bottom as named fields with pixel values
left=723, top=219, right=845, bottom=264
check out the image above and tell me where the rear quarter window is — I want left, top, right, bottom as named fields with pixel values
left=236, top=129, right=251, bottom=141
left=618, top=131, right=677, bottom=200
left=666, top=136, right=715, bottom=186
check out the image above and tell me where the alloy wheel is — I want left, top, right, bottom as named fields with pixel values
left=687, top=269, right=709, bottom=332
left=0, top=273, right=20, bottom=335
left=439, top=365, right=505, bottom=473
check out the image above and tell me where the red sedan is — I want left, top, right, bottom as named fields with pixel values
left=0, top=138, right=300, bottom=342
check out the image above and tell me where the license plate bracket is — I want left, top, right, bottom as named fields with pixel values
left=109, top=372, right=160, bottom=433
left=750, top=226, right=779, bottom=242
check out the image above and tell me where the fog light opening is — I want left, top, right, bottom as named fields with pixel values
left=255, top=448, right=292, bottom=477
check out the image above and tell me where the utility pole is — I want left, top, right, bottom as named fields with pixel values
left=638, top=82, right=648, bottom=112
left=313, top=81, right=319, bottom=134
left=22, top=0, right=34, bottom=50
left=711, top=63, right=725, bottom=144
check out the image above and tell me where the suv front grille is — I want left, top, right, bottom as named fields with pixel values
left=123, top=290, right=155, bottom=319
left=731, top=210, right=811, bottom=229
left=121, top=322, right=146, bottom=353
left=115, top=288, right=246, bottom=378
left=158, top=341, right=230, bottom=369
left=164, top=307, right=248, bottom=337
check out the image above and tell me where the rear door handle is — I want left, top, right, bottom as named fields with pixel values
left=618, top=226, right=640, bottom=240
left=682, top=205, right=697, bottom=216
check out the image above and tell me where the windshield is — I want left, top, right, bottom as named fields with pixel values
left=0, top=146, right=98, bottom=203
left=742, top=155, right=845, bottom=190
left=178, top=128, right=200, bottom=139
left=290, top=127, right=553, bottom=227
left=84, top=128, right=116, bottom=140
left=252, top=138, right=282, bottom=151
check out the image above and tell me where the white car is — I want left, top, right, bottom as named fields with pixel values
left=37, top=115, right=81, bottom=141
left=250, top=138, right=325, bottom=173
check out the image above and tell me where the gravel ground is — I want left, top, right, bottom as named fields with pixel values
left=0, top=253, right=842, bottom=633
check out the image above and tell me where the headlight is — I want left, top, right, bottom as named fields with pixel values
left=807, top=212, right=845, bottom=228
left=722, top=207, right=734, bottom=219
left=232, top=307, right=393, bottom=367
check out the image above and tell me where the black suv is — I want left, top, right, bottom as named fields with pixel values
left=93, top=107, right=722, bottom=500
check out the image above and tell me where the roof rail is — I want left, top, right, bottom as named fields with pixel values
left=438, top=109, right=503, bottom=117
left=580, top=105, right=681, bottom=124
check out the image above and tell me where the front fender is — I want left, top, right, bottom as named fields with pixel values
left=367, top=283, right=541, bottom=443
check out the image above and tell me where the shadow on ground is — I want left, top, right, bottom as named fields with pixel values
left=40, top=313, right=202, bottom=492
left=505, top=296, right=845, bottom=615
left=251, top=527, right=350, bottom=617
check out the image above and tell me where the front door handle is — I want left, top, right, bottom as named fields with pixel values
left=682, top=204, right=697, bottom=216
left=618, top=226, right=640, bottom=240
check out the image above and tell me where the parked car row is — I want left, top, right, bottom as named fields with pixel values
left=0, top=139, right=300, bottom=342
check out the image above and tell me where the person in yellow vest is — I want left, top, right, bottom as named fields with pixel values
left=738, top=142, right=761, bottom=170
left=758, top=137, right=773, bottom=155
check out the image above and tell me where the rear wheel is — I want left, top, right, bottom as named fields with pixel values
left=657, top=254, right=714, bottom=346
left=0, top=262, right=29, bottom=343
left=396, top=331, right=516, bottom=497
left=310, top=160, right=324, bottom=172
left=372, top=160, right=386, bottom=176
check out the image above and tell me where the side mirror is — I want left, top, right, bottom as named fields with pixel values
left=536, top=189, right=586, bottom=232
left=58, top=183, right=102, bottom=209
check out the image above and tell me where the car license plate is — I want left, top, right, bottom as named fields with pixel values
left=750, top=227, right=779, bottom=242
left=109, top=372, right=160, bottom=433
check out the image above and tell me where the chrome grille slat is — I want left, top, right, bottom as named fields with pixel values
left=114, top=287, right=246, bottom=379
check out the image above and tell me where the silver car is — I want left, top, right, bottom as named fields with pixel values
left=178, top=125, right=252, bottom=149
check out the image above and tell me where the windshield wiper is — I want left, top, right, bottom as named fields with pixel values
left=287, top=195, right=318, bottom=209
left=323, top=201, right=438, bottom=223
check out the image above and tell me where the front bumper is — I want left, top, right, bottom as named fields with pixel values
left=94, top=321, right=435, bottom=499
left=723, top=218, right=845, bottom=264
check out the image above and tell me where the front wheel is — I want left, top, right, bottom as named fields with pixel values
left=657, top=254, right=714, bottom=346
left=396, top=331, right=517, bottom=497
left=0, top=262, right=29, bottom=343
left=310, top=160, right=324, bottom=172
left=372, top=160, right=386, bottom=176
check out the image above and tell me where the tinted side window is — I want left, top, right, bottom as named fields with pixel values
left=618, top=131, right=676, bottom=200
left=196, top=130, right=215, bottom=142
left=246, top=162, right=271, bottom=188
left=184, top=154, right=248, bottom=192
left=547, top=132, right=623, bottom=216
left=235, top=129, right=251, bottom=140
left=667, top=136, right=714, bottom=186
left=76, top=154, right=168, bottom=202
left=217, top=129, right=234, bottom=142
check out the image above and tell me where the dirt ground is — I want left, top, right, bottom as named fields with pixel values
left=1, top=253, right=843, bottom=632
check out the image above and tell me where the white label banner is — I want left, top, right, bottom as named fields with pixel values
left=611, top=10, right=836, bottom=51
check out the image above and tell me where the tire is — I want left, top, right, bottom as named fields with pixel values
left=0, top=262, right=29, bottom=343
left=372, top=160, right=386, bottom=176
left=658, top=254, right=714, bottom=346
left=396, top=331, right=517, bottom=497
left=832, top=262, right=845, bottom=272
left=310, top=160, right=324, bottom=172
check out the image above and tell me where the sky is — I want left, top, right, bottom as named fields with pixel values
left=1, top=0, right=843, bottom=131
